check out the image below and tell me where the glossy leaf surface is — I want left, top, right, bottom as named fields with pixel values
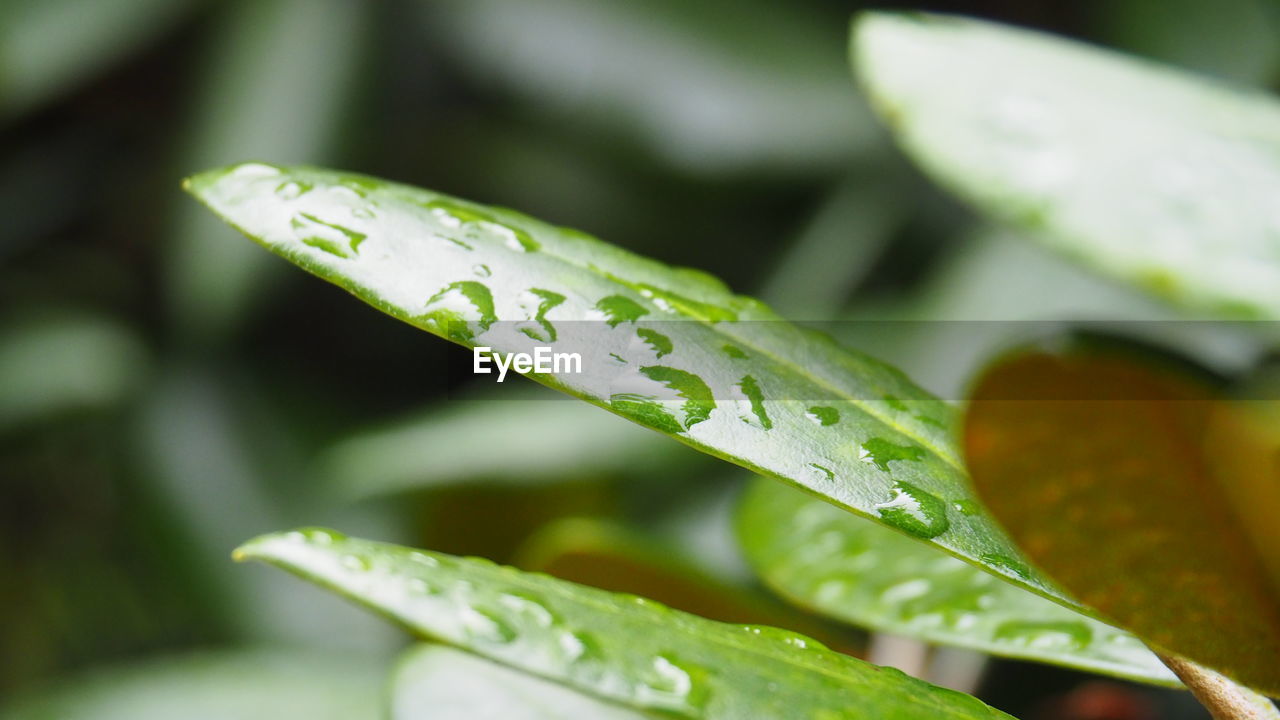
left=854, top=12, right=1280, bottom=318
left=186, top=162, right=1071, bottom=608
left=737, top=478, right=1178, bottom=686
left=235, top=528, right=1013, bottom=719
left=965, top=341, right=1280, bottom=695
left=391, top=644, right=646, bottom=720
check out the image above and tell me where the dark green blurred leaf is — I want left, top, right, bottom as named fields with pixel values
left=186, top=162, right=1074, bottom=612
left=0, top=313, right=146, bottom=431
left=1098, top=0, right=1280, bottom=85
left=0, top=0, right=199, bottom=120
left=736, top=477, right=1177, bottom=686
left=0, top=650, right=383, bottom=720
left=235, top=528, right=1014, bottom=719
left=427, top=0, right=875, bottom=175
left=964, top=340, right=1280, bottom=695
left=854, top=12, right=1280, bottom=318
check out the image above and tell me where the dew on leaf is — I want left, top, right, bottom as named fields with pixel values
left=637, top=654, right=708, bottom=711
left=498, top=592, right=557, bottom=628
left=422, top=281, right=497, bottom=342
left=518, top=288, right=566, bottom=342
left=994, top=620, right=1092, bottom=651
left=806, top=406, right=840, bottom=426
left=637, top=285, right=737, bottom=322
left=472, top=264, right=491, bottom=278
left=858, top=438, right=926, bottom=471
left=424, top=199, right=539, bottom=252
left=874, top=481, right=951, bottom=538
left=736, top=375, right=772, bottom=429
left=596, top=295, right=649, bottom=327
left=342, top=554, right=370, bottom=571
left=291, top=212, right=366, bottom=258
left=980, top=553, right=1032, bottom=580
left=636, top=328, right=673, bottom=358
left=808, top=463, right=836, bottom=482
left=275, top=180, right=312, bottom=199
left=639, top=366, right=715, bottom=428
left=460, top=606, right=518, bottom=644
left=609, top=393, right=683, bottom=435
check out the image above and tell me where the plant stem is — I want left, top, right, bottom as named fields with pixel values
left=1156, top=653, right=1280, bottom=720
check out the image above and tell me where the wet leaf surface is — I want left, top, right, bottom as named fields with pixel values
left=235, top=528, right=1014, bottom=719
left=855, top=12, right=1280, bottom=318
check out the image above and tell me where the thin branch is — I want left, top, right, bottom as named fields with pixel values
left=1157, top=652, right=1280, bottom=720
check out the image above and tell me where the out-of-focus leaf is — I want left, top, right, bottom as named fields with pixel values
left=0, top=650, right=383, bottom=720
left=391, top=644, right=646, bottom=720
left=323, top=390, right=689, bottom=500
left=426, top=0, right=875, bottom=175
left=235, top=529, right=1013, bottom=719
left=759, top=173, right=905, bottom=319
left=840, top=229, right=1260, bottom=400
left=167, top=0, right=367, bottom=341
left=0, top=0, right=198, bottom=120
left=0, top=313, right=146, bottom=431
left=1097, top=0, right=1280, bottom=86
left=964, top=339, right=1280, bottom=695
left=854, top=13, right=1280, bottom=318
left=133, top=365, right=399, bottom=650
left=736, top=477, right=1178, bottom=686
left=516, top=517, right=852, bottom=649
left=187, top=163, right=1078, bottom=613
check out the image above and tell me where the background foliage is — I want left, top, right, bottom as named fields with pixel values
left=1, top=1, right=1277, bottom=718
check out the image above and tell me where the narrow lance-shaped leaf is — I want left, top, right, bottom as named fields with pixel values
left=853, top=12, right=1280, bottom=318
left=964, top=338, right=1280, bottom=696
left=185, top=163, right=1077, bottom=611
left=234, top=528, right=1014, bottom=719
left=737, top=477, right=1179, bottom=686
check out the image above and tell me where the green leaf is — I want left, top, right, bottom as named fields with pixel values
left=391, top=644, right=647, bottom=720
left=0, top=649, right=384, bottom=720
left=321, top=388, right=692, bottom=500
left=167, top=0, right=369, bottom=340
left=0, top=313, right=147, bottom=432
left=964, top=338, right=1280, bottom=695
left=516, top=517, right=853, bottom=649
left=1, top=0, right=198, bottom=121
left=426, top=0, right=876, bottom=174
left=853, top=12, right=1280, bottom=318
left=234, top=528, right=1013, bottom=719
left=736, top=477, right=1179, bottom=686
left=185, top=162, right=1076, bottom=611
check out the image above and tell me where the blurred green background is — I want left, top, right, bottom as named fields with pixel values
left=1, top=0, right=1277, bottom=717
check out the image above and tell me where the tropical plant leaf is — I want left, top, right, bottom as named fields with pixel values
left=234, top=528, right=1013, bottom=719
left=516, top=516, right=854, bottom=650
left=853, top=12, right=1280, bottom=318
left=736, top=477, right=1178, bottom=686
left=0, top=650, right=383, bottom=720
left=321, top=389, right=691, bottom=500
left=391, top=644, right=647, bottom=720
left=185, top=162, right=1079, bottom=611
left=964, top=338, right=1280, bottom=695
